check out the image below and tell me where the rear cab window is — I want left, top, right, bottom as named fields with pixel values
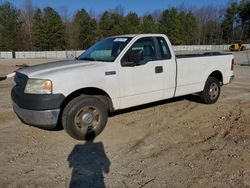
left=157, top=37, right=172, bottom=60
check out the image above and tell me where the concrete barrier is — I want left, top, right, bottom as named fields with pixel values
left=172, top=45, right=232, bottom=52
left=234, top=50, right=250, bottom=65
left=15, top=50, right=84, bottom=59
left=173, top=45, right=213, bottom=51
left=0, top=44, right=249, bottom=59
left=0, top=52, right=13, bottom=59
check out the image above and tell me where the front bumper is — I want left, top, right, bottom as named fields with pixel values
left=13, top=102, right=60, bottom=129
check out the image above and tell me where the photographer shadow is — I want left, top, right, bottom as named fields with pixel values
left=68, top=139, right=110, bottom=188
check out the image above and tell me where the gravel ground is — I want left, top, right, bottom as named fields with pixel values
left=0, top=52, right=250, bottom=188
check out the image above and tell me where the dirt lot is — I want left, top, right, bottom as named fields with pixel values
left=0, top=53, right=250, bottom=188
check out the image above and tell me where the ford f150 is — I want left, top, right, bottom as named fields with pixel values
left=11, top=34, right=234, bottom=140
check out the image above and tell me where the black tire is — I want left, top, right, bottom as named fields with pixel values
left=62, top=95, right=108, bottom=140
left=200, top=77, right=221, bottom=104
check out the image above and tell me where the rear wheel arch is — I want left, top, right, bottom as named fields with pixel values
left=207, top=70, right=223, bottom=85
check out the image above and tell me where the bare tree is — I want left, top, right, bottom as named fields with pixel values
left=194, top=6, right=225, bottom=44
left=20, top=0, right=35, bottom=49
left=113, top=5, right=125, bottom=15
left=60, top=6, right=71, bottom=49
left=151, top=10, right=162, bottom=22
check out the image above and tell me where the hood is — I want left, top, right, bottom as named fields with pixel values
left=17, top=60, right=108, bottom=78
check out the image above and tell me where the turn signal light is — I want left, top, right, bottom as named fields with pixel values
left=44, top=80, right=53, bottom=93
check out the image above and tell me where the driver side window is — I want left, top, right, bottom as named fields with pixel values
left=123, top=37, right=157, bottom=65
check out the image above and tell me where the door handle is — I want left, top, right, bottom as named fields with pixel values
left=155, top=66, right=163, bottom=73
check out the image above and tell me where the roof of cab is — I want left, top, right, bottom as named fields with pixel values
left=110, top=34, right=166, bottom=38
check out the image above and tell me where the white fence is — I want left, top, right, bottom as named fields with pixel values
left=0, top=51, right=13, bottom=59
left=15, top=50, right=83, bottom=59
left=173, top=45, right=229, bottom=51
left=1, top=44, right=250, bottom=59
left=0, top=50, right=83, bottom=59
left=173, top=44, right=250, bottom=51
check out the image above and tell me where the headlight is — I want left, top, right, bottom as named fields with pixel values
left=24, top=79, right=53, bottom=94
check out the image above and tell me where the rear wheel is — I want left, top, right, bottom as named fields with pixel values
left=62, top=95, right=108, bottom=140
left=200, top=77, right=221, bottom=104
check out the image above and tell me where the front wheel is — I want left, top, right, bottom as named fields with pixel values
left=200, top=77, right=221, bottom=104
left=62, top=95, right=108, bottom=140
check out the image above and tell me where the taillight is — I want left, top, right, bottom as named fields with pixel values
left=231, top=58, right=234, bottom=71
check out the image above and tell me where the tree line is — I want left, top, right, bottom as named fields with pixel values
left=0, top=0, right=249, bottom=51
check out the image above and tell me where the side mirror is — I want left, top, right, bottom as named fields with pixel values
left=122, top=50, right=143, bottom=67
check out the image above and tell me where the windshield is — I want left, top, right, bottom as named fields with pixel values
left=77, top=37, right=132, bottom=62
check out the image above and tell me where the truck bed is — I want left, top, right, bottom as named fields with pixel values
left=176, top=52, right=232, bottom=59
left=175, top=52, right=234, bottom=97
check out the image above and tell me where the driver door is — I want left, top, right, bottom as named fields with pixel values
left=118, top=37, right=166, bottom=109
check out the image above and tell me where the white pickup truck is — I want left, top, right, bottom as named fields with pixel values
left=11, top=34, right=234, bottom=140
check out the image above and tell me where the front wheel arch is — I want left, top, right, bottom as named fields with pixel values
left=56, top=88, right=113, bottom=130
left=61, top=87, right=114, bottom=112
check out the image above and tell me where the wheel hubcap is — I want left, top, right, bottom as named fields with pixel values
left=209, top=83, right=219, bottom=100
left=81, top=112, right=94, bottom=124
left=74, top=106, right=101, bottom=133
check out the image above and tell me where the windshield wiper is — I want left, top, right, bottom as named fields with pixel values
left=78, top=57, right=96, bottom=61
left=77, top=57, right=114, bottom=62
